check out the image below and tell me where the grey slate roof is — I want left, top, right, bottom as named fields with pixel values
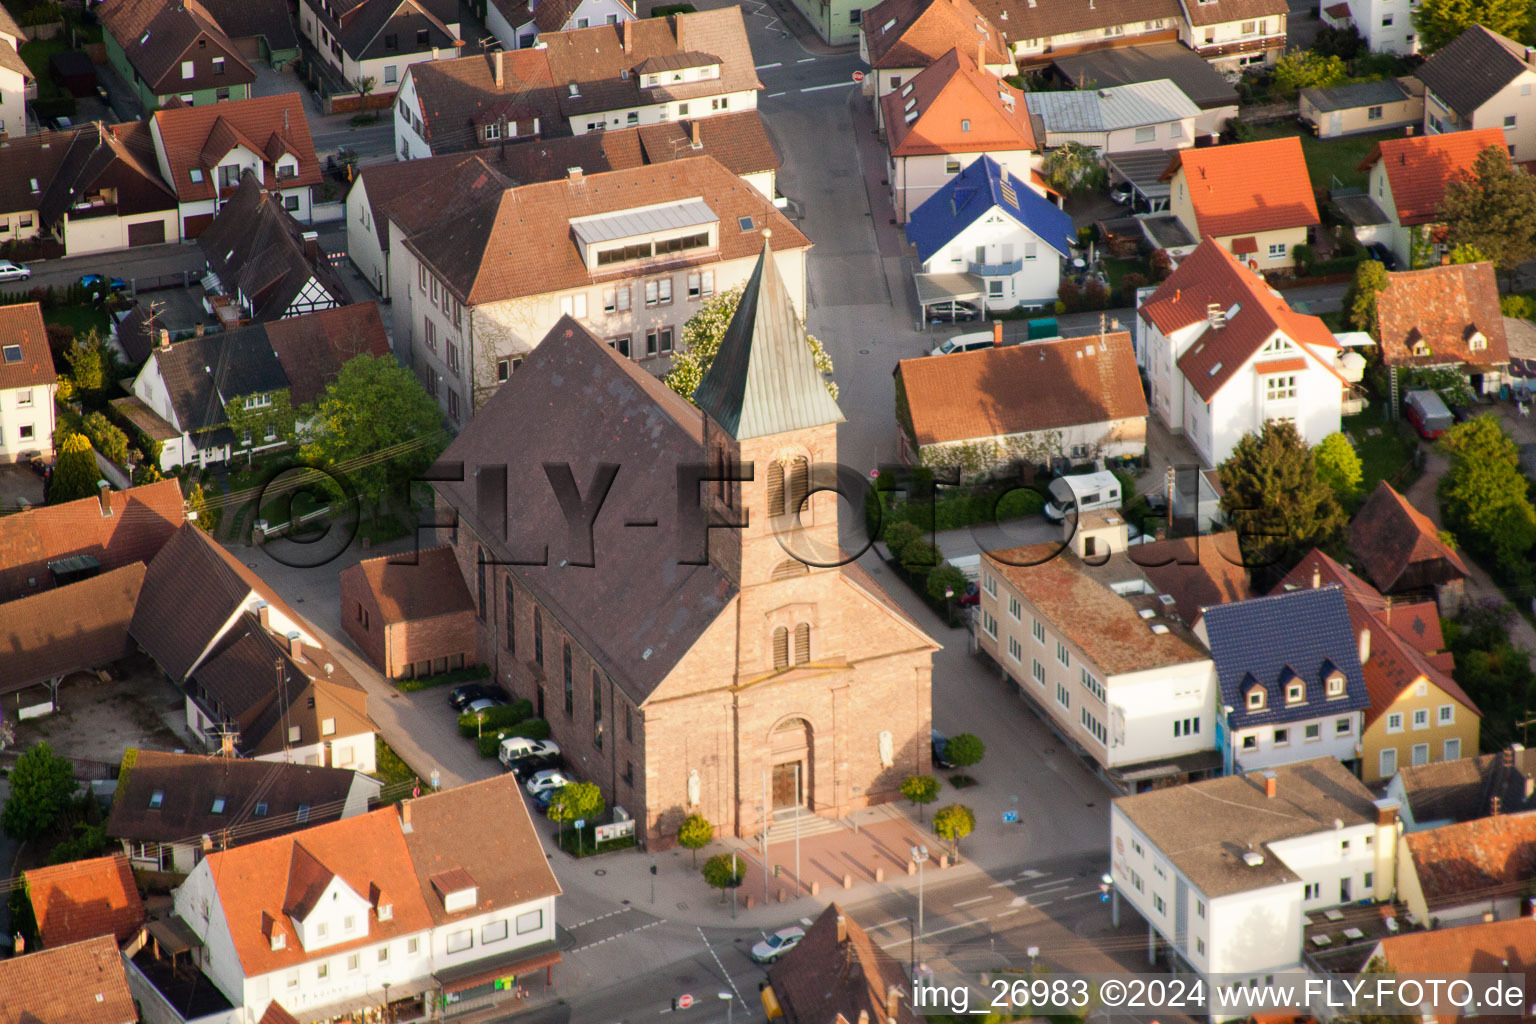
left=1300, top=77, right=1410, bottom=113
left=149, top=323, right=290, bottom=433
left=1113, top=758, right=1379, bottom=897
left=692, top=239, right=845, bottom=441
left=1025, top=79, right=1200, bottom=134
left=1200, top=585, right=1371, bottom=731
left=1417, top=24, right=1534, bottom=116
left=1049, top=42, right=1238, bottom=111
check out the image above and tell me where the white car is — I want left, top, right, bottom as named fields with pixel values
left=750, top=927, right=805, bottom=963
left=525, top=769, right=575, bottom=797
left=498, top=736, right=560, bottom=768
left=0, top=260, right=31, bottom=282
left=928, top=331, right=994, bottom=357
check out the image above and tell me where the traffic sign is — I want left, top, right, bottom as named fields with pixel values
left=1002, top=810, right=1019, bottom=824
left=678, top=994, right=695, bottom=1010
left=852, top=70, right=865, bottom=82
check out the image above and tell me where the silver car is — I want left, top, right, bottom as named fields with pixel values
left=0, top=260, right=31, bottom=282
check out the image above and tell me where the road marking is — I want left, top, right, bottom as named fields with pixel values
left=994, top=908, right=1023, bottom=919
left=767, top=91, right=788, bottom=97
left=876, top=918, right=988, bottom=950
left=1031, top=881, right=1071, bottom=892
left=1030, top=899, right=1054, bottom=907
left=570, top=907, right=633, bottom=929
left=755, top=61, right=783, bottom=69
left=1064, top=890, right=1100, bottom=900
left=1009, top=896, right=1029, bottom=908
left=569, top=918, right=662, bottom=952
left=1019, top=869, right=1045, bottom=880
left=797, top=56, right=817, bottom=62
left=868, top=918, right=909, bottom=931
left=800, top=82, right=855, bottom=92
left=954, top=895, right=992, bottom=908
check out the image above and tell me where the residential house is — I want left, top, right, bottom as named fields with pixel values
left=0, top=302, right=57, bottom=463
left=97, top=0, right=255, bottom=110
left=23, top=854, right=146, bottom=949
left=1417, top=25, right=1536, bottom=160
left=0, top=6, right=30, bottom=139
left=298, top=0, right=464, bottom=101
left=198, top=172, right=352, bottom=323
left=1374, top=262, right=1510, bottom=395
left=130, top=522, right=379, bottom=771
left=1194, top=585, right=1371, bottom=775
left=148, top=93, right=322, bottom=237
left=883, top=47, right=1039, bottom=223
left=1397, top=812, right=1536, bottom=928
left=1159, top=137, right=1319, bottom=269
left=763, top=904, right=920, bottom=1024
left=108, top=750, right=382, bottom=873
left=895, top=329, right=1146, bottom=476
left=994, top=0, right=1183, bottom=67
left=488, top=0, right=636, bottom=50
left=1355, top=128, right=1507, bottom=268
left=197, top=0, right=301, bottom=67
left=0, top=564, right=145, bottom=714
left=977, top=515, right=1222, bottom=792
left=143, top=775, right=560, bottom=1022
left=1110, top=759, right=1399, bottom=1017
left=393, top=49, right=559, bottom=160
left=0, top=477, right=184, bottom=602
left=1025, top=79, right=1200, bottom=152
left=1047, top=42, right=1239, bottom=138
left=1278, top=550, right=1480, bottom=784
left=1317, top=0, right=1417, bottom=54
left=1366, top=917, right=1536, bottom=1022
left=430, top=250, right=939, bottom=848
left=906, top=155, right=1074, bottom=311
left=381, top=154, right=806, bottom=424
left=859, top=0, right=1010, bottom=131
left=1385, top=744, right=1536, bottom=831
left=1134, top=532, right=1253, bottom=629
left=1172, top=0, right=1287, bottom=71
left=340, top=544, right=478, bottom=679
left=356, top=113, right=780, bottom=297
left=1137, top=238, right=1349, bottom=467
left=1300, top=78, right=1423, bottom=138
left=264, top=301, right=391, bottom=405
left=1349, top=480, right=1469, bottom=605
left=0, top=935, right=137, bottom=1024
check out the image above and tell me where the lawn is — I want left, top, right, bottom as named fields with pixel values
left=1249, top=123, right=1402, bottom=192
left=18, top=38, right=68, bottom=103
left=1342, top=409, right=1419, bottom=502
left=44, top=304, right=110, bottom=338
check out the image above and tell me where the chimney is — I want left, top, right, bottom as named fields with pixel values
left=623, top=18, right=633, bottom=53
left=494, top=48, right=504, bottom=89
left=1358, top=627, right=1371, bottom=666
left=158, top=328, right=171, bottom=350
left=256, top=602, right=270, bottom=631
left=12, top=934, right=22, bottom=955
left=568, top=166, right=583, bottom=182
left=97, top=480, right=112, bottom=517
left=836, top=914, right=847, bottom=943
left=301, top=230, right=320, bottom=264
left=1506, top=747, right=1517, bottom=769
left=1492, top=795, right=1503, bottom=817
left=992, top=320, right=1003, bottom=347
left=1374, top=799, right=1399, bottom=828
left=400, top=799, right=413, bottom=830
left=1525, top=775, right=1534, bottom=800
left=857, top=1012, right=870, bottom=1024
left=1262, top=770, right=1278, bottom=798
left=1312, top=564, right=1320, bottom=589
left=690, top=120, right=702, bottom=148
left=284, top=631, right=302, bottom=660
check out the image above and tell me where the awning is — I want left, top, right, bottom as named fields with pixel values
left=1107, top=749, right=1223, bottom=784
left=1106, top=150, right=1176, bottom=201
left=1333, top=331, right=1378, bottom=348
left=147, top=916, right=204, bottom=956
left=914, top=272, right=984, bottom=308
left=433, top=945, right=562, bottom=994
left=1231, top=236, right=1258, bottom=255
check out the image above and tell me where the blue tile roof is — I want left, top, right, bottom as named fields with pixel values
left=905, top=155, right=1076, bottom=266
left=1201, top=585, right=1371, bottom=731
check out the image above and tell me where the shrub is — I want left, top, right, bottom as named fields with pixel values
left=677, top=813, right=714, bottom=866
left=926, top=563, right=968, bottom=604
left=900, top=774, right=941, bottom=822
left=1119, top=271, right=1149, bottom=298
left=882, top=520, right=924, bottom=562
left=1057, top=278, right=1082, bottom=312
left=933, top=804, right=977, bottom=857
left=1292, top=243, right=1315, bottom=271
left=1226, top=117, right=1255, bottom=143
left=900, top=540, right=941, bottom=576
left=945, top=733, right=986, bottom=769
left=702, top=853, right=744, bottom=900
left=457, top=700, right=533, bottom=737
left=1501, top=293, right=1536, bottom=321
left=81, top=412, right=130, bottom=467
left=396, top=664, right=492, bottom=691
left=1082, top=278, right=1110, bottom=310
left=1149, top=249, right=1174, bottom=281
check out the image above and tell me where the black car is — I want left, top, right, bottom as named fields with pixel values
left=448, top=683, right=498, bottom=711
left=508, top=753, right=562, bottom=780
left=931, top=729, right=957, bottom=770
left=1365, top=243, right=1400, bottom=271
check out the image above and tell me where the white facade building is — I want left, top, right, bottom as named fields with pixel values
left=1319, top=0, right=1418, bottom=53
left=0, top=304, right=57, bottom=463
left=486, top=0, right=635, bottom=50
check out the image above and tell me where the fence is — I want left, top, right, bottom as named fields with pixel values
left=1239, top=100, right=1298, bottom=125
left=94, top=450, right=132, bottom=490
left=131, top=270, right=194, bottom=294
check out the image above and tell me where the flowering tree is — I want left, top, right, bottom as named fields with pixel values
left=663, top=286, right=838, bottom=403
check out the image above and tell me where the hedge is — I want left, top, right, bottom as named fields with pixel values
left=396, top=664, right=491, bottom=691
left=458, top=700, right=533, bottom=737
left=873, top=484, right=1045, bottom=536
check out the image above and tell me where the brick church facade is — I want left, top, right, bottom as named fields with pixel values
left=432, top=240, right=937, bottom=848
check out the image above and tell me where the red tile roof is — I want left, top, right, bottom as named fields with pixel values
left=862, top=0, right=1007, bottom=69
left=151, top=94, right=320, bottom=204
left=0, top=563, right=145, bottom=695
left=1358, top=128, right=1508, bottom=226
left=896, top=331, right=1145, bottom=447
left=1139, top=237, right=1342, bottom=401
left=1161, top=137, right=1319, bottom=238
left=1375, top=262, right=1510, bottom=370
left=1404, top=811, right=1536, bottom=905
left=766, top=904, right=922, bottom=1024
left=264, top=302, right=390, bottom=406
left=1373, top=917, right=1536, bottom=1023
left=1133, top=532, right=1252, bottom=626
left=340, top=544, right=474, bottom=625
left=25, top=855, right=145, bottom=950
left=883, top=47, right=1034, bottom=157
left=0, top=302, right=56, bottom=391
left=0, top=935, right=137, bottom=1024
left=1349, top=480, right=1469, bottom=592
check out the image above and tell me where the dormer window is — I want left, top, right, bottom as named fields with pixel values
left=1467, top=328, right=1487, bottom=350
left=1247, top=689, right=1265, bottom=710
left=378, top=903, right=393, bottom=921
left=149, top=789, right=165, bottom=809
left=271, top=932, right=285, bottom=950
left=296, top=804, right=310, bottom=823
left=1327, top=672, right=1345, bottom=697
left=431, top=869, right=478, bottom=913
left=1286, top=682, right=1304, bottom=704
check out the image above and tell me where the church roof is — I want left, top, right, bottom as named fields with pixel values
left=692, top=236, right=845, bottom=440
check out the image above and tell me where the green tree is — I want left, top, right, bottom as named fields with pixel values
left=81, top=411, right=131, bottom=466
left=1408, top=366, right=1476, bottom=408
left=63, top=331, right=107, bottom=395
left=1438, top=416, right=1536, bottom=582
left=2, top=742, right=77, bottom=842
left=1447, top=242, right=1488, bottom=264
left=701, top=852, right=744, bottom=902
left=1413, top=0, right=1529, bottom=52
left=1041, top=141, right=1105, bottom=194
left=1271, top=49, right=1349, bottom=95
left=926, top=563, right=968, bottom=605
left=900, top=540, right=941, bottom=575
left=546, top=781, right=605, bottom=827
left=1345, top=260, right=1390, bottom=337
left=882, top=520, right=925, bottom=562
left=47, top=433, right=100, bottom=505
left=677, top=812, right=714, bottom=867
left=1436, top=145, right=1536, bottom=286
left=944, top=733, right=986, bottom=770
left=1313, top=432, right=1364, bottom=501
left=300, top=354, right=445, bottom=523
left=932, top=804, right=976, bottom=858
left=1446, top=601, right=1536, bottom=748
left=900, top=774, right=941, bottom=823
left=186, top=480, right=220, bottom=534
left=1217, top=419, right=1348, bottom=577
left=664, top=286, right=837, bottom=403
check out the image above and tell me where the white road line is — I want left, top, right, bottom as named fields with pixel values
left=755, top=62, right=783, bottom=69
left=767, top=91, right=788, bottom=97
left=1019, top=869, right=1045, bottom=880
left=800, top=82, right=854, bottom=92
left=953, top=895, right=992, bottom=908
left=1031, top=882, right=1072, bottom=892
left=868, top=918, right=909, bottom=931
left=993, top=908, right=1023, bottom=919
left=876, top=918, right=988, bottom=950
left=1030, top=899, right=1054, bottom=907
left=797, top=56, right=817, bottom=62
left=1064, top=890, right=1100, bottom=900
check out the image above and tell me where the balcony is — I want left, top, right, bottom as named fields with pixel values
left=1193, top=34, right=1285, bottom=58
left=968, top=259, right=1024, bottom=277
left=67, top=196, right=120, bottom=220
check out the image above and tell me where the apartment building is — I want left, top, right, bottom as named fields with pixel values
left=977, top=511, right=1221, bottom=793
left=1318, top=0, right=1417, bottom=53
left=998, top=0, right=1183, bottom=66
left=298, top=0, right=464, bottom=100
left=1417, top=26, right=1536, bottom=161
left=1173, top=0, right=1286, bottom=71
left=859, top=0, right=1010, bottom=130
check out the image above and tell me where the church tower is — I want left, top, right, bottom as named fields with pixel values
left=693, top=233, right=846, bottom=591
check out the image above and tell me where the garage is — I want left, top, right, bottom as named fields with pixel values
left=182, top=213, right=214, bottom=239
left=127, top=220, right=166, bottom=246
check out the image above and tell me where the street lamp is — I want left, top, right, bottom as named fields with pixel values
left=944, top=586, right=955, bottom=625
left=718, top=991, right=734, bottom=1024
left=910, top=844, right=929, bottom=978
left=381, top=981, right=392, bottom=1024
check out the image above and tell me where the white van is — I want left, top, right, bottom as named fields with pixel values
left=929, top=331, right=994, bottom=356
left=1042, top=471, right=1122, bottom=523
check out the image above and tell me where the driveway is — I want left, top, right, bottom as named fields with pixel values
left=0, top=462, right=44, bottom=509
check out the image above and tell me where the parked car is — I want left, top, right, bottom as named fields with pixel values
left=1403, top=389, right=1453, bottom=440
left=957, top=581, right=980, bottom=606
left=1042, top=471, right=1122, bottom=523
left=79, top=274, right=126, bottom=292
left=1365, top=243, right=1400, bottom=271
left=750, top=927, right=806, bottom=963
left=929, top=331, right=995, bottom=357
left=499, top=736, right=561, bottom=772
left=27, top=455, right=49, bottom=478
left=0, top=260, right=31, bottom=282
left=1109, top=182, right=1133, bottom=205
left=464, top=697, right=508, bottom=716
left=926, top=299, right=982, bottom=323
left=448, top=683, right=499, bottom=711
left=931, top=729, right=956, bottom=770
left=525, top=768, right=576, bottom=797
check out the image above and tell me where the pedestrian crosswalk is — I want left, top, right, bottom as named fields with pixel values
left=872, top=864, right=1105, bottom=950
